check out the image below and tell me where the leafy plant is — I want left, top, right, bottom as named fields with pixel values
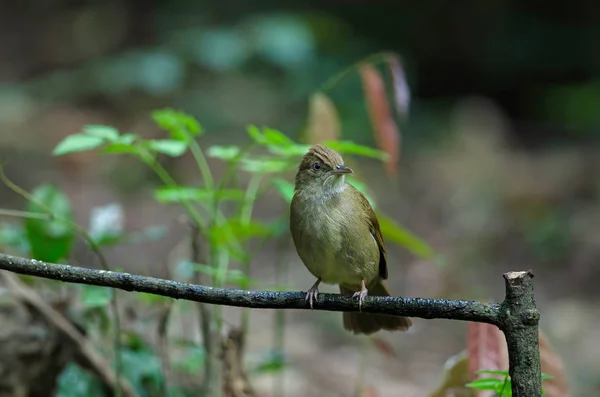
left=466, top=370, right=553, bottom=397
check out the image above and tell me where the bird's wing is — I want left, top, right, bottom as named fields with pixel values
left=349, top=184, right=388, bottom=280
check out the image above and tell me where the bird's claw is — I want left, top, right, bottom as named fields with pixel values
left=352, top=284, right=369, bottom=311
left=305, top=287, right=319, bottom=310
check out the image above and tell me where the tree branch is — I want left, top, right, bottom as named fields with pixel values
left=0, top=253, right=541, bottom=396
left=500, top=270, right=542, bottom=396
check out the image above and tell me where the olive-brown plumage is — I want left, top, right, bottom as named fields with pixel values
left=290, top=144, right=411, bottom=335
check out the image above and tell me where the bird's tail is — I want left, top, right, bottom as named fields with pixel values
left=341, top=280, right=411, bottom=335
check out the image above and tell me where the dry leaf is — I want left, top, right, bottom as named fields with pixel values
left=467, top=322, right=509, bottom=379
left=305, top=92, right=341, bottom=144
left=429, top=324, right=570, bottom=397
left=359, top=63, right=401, bottom=178
left=467, top=322, right=508, bottom=397
left=361, top=384, right=381, bottom=397
left=539, top=331, right=570, bottom=397
left=370, top=336, right=398, bottom=360
left=386, top=55, right=411, bottom=117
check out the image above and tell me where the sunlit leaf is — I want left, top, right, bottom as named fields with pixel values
left=207, top=145, right=242, bottom=160
left=377, top=214, right=435, bottom=259
left=152, top=108, right=202, bottom=141
left=81, top=285, right=113, bottom=308
left=467, top=322, right=508, bottom=386
left=305, top=92, right=341, bottom=144
left=324, top=140, right=388, bottom=161
left=82, top=125, right=120, bottom=141
left=89, top=203, right=124, bottom=246
left=386, top=54, right=411, bottom=117
left=360, top=63, right=401, bottom=178
left=24, top=184, right=75, bottom=262
left=538, top=332, right=571, bottom=397
left=146, top=139, right=188, bottom=157
left=154, top=186, right=245, bottom=203
left=262, top=127, right=296, bottom=147
left=53, top=133, right=105, bottom=156
left=240, top=157, right=294, bottom=174
left=102, top=143, right=141, bottom=154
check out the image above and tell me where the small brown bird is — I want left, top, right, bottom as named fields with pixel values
left=290, top=144, right=411, bottom=335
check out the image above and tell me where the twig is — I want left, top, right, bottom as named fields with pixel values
left=499, top=271, right=542, bottom=396
left=0, top=253, right=542, bottom=397
left=0, top=271, right=138, bottom=397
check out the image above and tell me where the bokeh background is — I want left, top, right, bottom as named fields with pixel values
left=1, top=2, right=599, bottom=396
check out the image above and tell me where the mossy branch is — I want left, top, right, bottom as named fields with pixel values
left=0, top=253, right=541, bottom=397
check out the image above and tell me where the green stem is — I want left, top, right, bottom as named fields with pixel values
left=239, top=174, right=263, bottom=335
left=189, top=140, right=214, bottom=189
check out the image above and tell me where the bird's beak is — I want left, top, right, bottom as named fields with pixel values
left=330, top=165, right=353, bottom=175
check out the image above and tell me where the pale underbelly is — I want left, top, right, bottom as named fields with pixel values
left=302, top=244, right=379, bottom=286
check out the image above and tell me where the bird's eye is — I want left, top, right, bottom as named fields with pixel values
left=312, top=162, right=321, bottom=170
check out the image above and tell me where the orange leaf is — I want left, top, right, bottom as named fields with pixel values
left=359, top=64, right=401, bottom=178
left=539, top=331, right=570, bottom=397
left=362, top=384, right=381, bottom=397
left=467, top=322, right=508, bottom=397
left=467, top=322, right=508, bottom=379
left=370, top=336, right=398, bottom=360
left=386, top=55, right=411, bottom=117
left=305, top=92, right=341, bottom=144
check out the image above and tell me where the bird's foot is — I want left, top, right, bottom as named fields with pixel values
left=352, top=280, right=369, bottom=311
left=305, top=278, right=322, bottom=310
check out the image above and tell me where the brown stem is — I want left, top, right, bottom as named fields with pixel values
left=499, top=270, right=542, bottom=397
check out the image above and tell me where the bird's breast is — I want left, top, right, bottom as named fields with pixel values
left=290, top=192, right=379, bottom=286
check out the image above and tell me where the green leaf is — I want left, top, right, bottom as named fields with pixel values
left=102, top=143, right=141, bottom=154
left=240, top=157, right=294, bottom=173
left=24, top=184, right=75, bottom=262
left=377, top=214, right=436, bottom=259
left=120, top=348, right=163, bottom=394
left=56, top=363, right=105, bottom=397
left=324, top=140, right=388, bottom=161
left=81, top=285, right=113, bottom=308
left=541, top=373, right=554, bottom=381
left=267, top=143, right=311, bottom=157
left=475, top=370, right=510, bottom=376
left=262, top=127, right=295, bottom=146
left=207, top=145, right=242, bottom=160
left=174, top=345, right=205, bottom=374
left=152, top=108, right=202, bottom=141
left=89, top=203, right=124, bottom=246
left=250, top=349, right=287, bottom=374
left=465, top=378, right=504, bottom=390
left=272, top=178, right=295, bottom=203
left=154, top=186, right=245, bottom=203
left=247, top=125, right=268, bottom=145
left=82, top=125, right=119, bottom=141
left=0, top=224, right=30, bottom=254
left=116, top=133, right=138, bottom=145
left=52, top=133, right=105, bottom=156
left=146, top=139, right=188, bottom=157
left=137, top=292, right=170, bottom=305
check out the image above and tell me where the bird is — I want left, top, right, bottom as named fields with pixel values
left=290, top=144, right=411, bottom=335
